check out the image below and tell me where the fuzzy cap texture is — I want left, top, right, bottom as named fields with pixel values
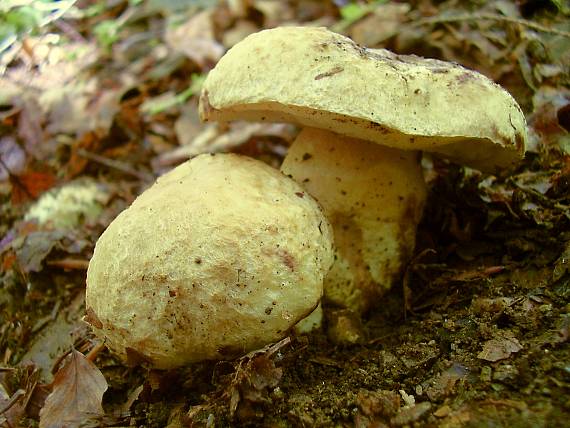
left=86, top=153, right=334, bottom=369
left=200, top=26, right=527, bottom=172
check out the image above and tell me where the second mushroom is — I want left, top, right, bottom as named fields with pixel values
left=199, top=26, right=527, bottom=314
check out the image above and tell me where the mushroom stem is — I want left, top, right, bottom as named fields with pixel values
left=281, top=128, right=427, bottom=314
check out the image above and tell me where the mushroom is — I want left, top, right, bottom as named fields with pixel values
left=86, top=153, right=334, bottom=369
left=199, top=27, right=527, bottom=313
left=283, top=128, right=426, bottom=313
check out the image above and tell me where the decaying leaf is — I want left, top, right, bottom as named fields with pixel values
left=21, top=292, right=88, bottom=383
left=10, top=171, right=56, bottom=205
left=349, top=3, right=411, bottom=46
left=0, top=137, right=26, bottom=181
left=156, top=121, right=296, bottom=167
left=227, top=337, right=290, bottom=418
left=39, top=350, right=108, bottom=428
left=424, top=363, right=470, bottom=401
left=164, top=9, right=224, bottom=68
left=356, top=389, right=400, bottom=418
left=478, top=335, right=523, bottom=362
left=0, top=365, right=40, bottom=428
left=12, top=229, right=64, bottom=273
left=17, top=97, right=45, bottom=160
left=390, top=401, right=432, bottom=427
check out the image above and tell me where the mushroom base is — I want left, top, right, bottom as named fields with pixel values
left=281, top=128, right=427, bottom=314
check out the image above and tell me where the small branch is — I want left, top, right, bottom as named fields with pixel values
left=46, top=258, right=90, bottom=270
left=85, top=341, right=106, bottom=362
left=413, top=13, right=570, bottom=38
left=76, top=148, right=155, bottom=182
left=53, top=19, right=86, bottom=43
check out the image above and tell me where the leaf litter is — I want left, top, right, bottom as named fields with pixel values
left=0, top=0, right=569, bottom=427
left=39, top=349, right=108, bottom=428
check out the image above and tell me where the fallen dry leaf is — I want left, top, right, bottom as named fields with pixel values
left=0, top=365, right=39, bottom=428
left=0, top=136, right=26, bottom=180
left=478, top=336, right=523, bottom=362
left=390, top=401, right=432, bottom=427
left=22, top=292, right=88, bottom=383
left=17, top=97, right=45, bottom=160
left=349, top=3, right=411, bottom=46
left=356, top=389, right=400, bottom=418
left=165, top=9, right=225, bottom=68
left=11, top=230, right=64, bottom=273
left=157, top=121, right=296, bottom=167
left=39, top=350, right=108, bottom=428
left=228, top=337, right=290, bottom=418
left=10, top=171, right=56, bottom=205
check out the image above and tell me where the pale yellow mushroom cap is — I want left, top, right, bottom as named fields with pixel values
left=85, top=153, right=334, bottom=369
left=200, top=26, right=527, bottom=172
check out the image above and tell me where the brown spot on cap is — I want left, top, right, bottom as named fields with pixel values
left=277, top=249, right=295, bottom=271
left=456, top=72, right=476, bottom=84
left=314, top=66, right=344, bottom=80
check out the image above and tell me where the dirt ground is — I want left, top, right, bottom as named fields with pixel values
left=0, top=1, right=569, bottom=427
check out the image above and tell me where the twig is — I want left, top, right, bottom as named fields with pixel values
left=76, top=148, right=155, bottom=182
left=85, top=341, right=106, bottom=362
left=412, top=13, right=570, bottom=38
left=47, top=258, right=90, bottom=270
left=53, top=19, right=86, bottom=43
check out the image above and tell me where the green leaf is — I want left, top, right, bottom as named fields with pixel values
left=140, top=74, right=206, bottom=116
left=340, top=3, right=366, bottom=21
left=5, top=6, right=42, bottom=33
left=333, top=0, right=388, bottom=33
left=94, top=19, right=121, bottom=49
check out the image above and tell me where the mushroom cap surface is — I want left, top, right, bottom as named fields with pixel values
left=86, top=153, right=334, bottom=369
left=200, top=26, right=527, bottom=172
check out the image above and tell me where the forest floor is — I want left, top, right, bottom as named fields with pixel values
left=0, top=1, right=569, bottom=427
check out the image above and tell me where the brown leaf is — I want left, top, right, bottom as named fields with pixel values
left=357, top=389, right=400, bottom=418
left=477, top=336, right=523, bottom=362
left=228, top=337, right=290, bottom=418
left=165, top=10, right=225, bottom=68
left=66, top=132, right=100, bottom=179
left=18, top=98, right=45, bottom=160
left=0, top=365, right=39, bottom=428
left=390, top=402, right=432, bottom=426
left=10, top=171, right=56, bottom=205
left=13, top=230, right=64, bottom=273
left=424, top=363, right=470, bottom=401
left=450, top=265, right=505, bottom=282
left=39, top=350, right=108, bottom=428
left=0, top=137, right=27, bottom=181
left=349, top=3, right=410, bottom=46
